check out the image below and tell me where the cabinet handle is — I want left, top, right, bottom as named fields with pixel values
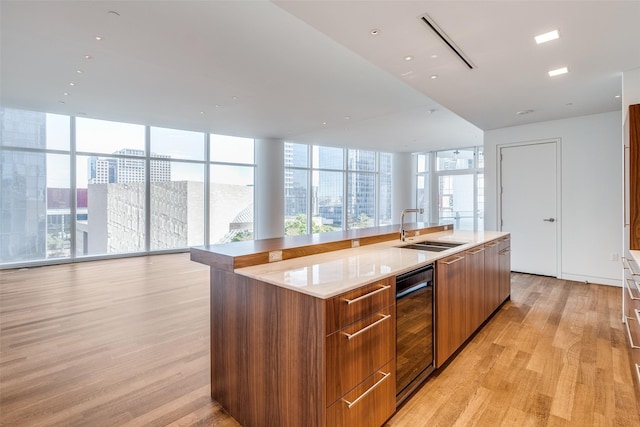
left=624, top=317, right=640, bottom=349
left=343, top=285, right=391, bottom=305
left=442, top=256, right=464, bottom=265
left=342, top=313, right=391, bottom=340
left=626, top=278, right=640, bottom=301
left=499, top=248, right=511, bottom=255
left=467, top=247, right=485, bottom=255
left=485, top=242, right=499, bottom=247
left=342, top=371, right=391, bottom=409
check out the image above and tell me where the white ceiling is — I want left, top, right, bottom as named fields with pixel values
left=1, top=1, right=638, bottom=153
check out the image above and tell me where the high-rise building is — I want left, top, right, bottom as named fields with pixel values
left=0, top=108, right=47, bottom=262
left=87, top=149, right=171, bottom=184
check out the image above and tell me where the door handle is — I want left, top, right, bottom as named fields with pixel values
left=543, top=218, right=556, bottom=222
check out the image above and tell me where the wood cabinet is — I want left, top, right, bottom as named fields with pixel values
left=325, top=278, right=396, bottom=424
left=206, top=270, right=395, bottom=427
left=465, top=245, right=486, bottom=336
left=498, top=237, right=512, bottom=302
left=435, top=252, right=467, bottom=367
left=629, top=104, right=640, bottom=250
left=435, top=237, right=510, bottom=368
left=483, top=240, right=501, bottom=317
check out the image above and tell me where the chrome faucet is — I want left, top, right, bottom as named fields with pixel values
left=400, top=208, right=424, bottom=241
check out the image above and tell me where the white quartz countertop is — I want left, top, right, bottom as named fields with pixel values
left=235, top=230, right=509, bottom=299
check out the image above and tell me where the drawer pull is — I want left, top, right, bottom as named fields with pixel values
left=342, top=313, right=391, bottom=340
left=442, top=256, right=464, bottom=265
left=342, top=371, right=391, bottom=409
left=467, top=247, right=485, bottom=255
left=624, top=317, right=640, bottom=349
left=625, top=278, right=640, bottom=301
left=485, top=242, right=499, bottom=248
left=499, top=248, right=511, bottom=255
left=343, top=285, right=391, bottom=305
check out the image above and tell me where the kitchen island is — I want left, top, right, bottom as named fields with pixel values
left=191, top=224, right=510, bottom=427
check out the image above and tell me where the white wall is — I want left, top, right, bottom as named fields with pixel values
left=484, top=111, right=622, bottom=286
left=255, top=138, right=285, bottom=239
left=391, top=152, right=414, bottom=224
left=623, top=67, right=640, bottom=115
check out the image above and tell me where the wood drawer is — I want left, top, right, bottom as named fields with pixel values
left=326, top=308, right=395, bottom=405
left=326, top=361, right=396, bottom=427
left=325, top=277, right=394, bottom=334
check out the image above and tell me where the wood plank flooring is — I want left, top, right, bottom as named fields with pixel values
left=1, top=254, right=639, bottom=426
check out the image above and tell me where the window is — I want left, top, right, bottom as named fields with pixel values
left=209, top=134, right=255, bottom=244
left=416, top=147, right=484, bottom=231
left=1, top=107, right=257, bottom=267
left=285, top=143, right=392, bottom=235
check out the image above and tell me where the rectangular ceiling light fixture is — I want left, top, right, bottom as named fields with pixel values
left=548, top=66, right=568, bottom=77
left=535, top=30, right=559, bottom=44
left=420, top=13, right=476, bottom=70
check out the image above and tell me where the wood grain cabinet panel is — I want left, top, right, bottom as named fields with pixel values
left=325, top=278, right=394, bottom=335
left=483, top=240, right=501, bottom=317
left=326, top=309, right=395, bottom=405
left=326, top=361, right=396, bottom=427
left=435, top=253, right=467, bottom=367
left=465, top=245, right=486, bottom=336
left=498, top=237, right=511, bottom=303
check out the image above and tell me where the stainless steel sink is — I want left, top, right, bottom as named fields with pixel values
left=398, top=241, right=464, bottom=252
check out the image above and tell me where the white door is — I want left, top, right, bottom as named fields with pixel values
left=500, top=142, right=558, bottom=276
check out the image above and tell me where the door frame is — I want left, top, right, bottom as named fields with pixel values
left=496, top=138, right=562, bottom=278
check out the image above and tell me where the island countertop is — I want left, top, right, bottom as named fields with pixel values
left=233, top=230, right=509, bottom=298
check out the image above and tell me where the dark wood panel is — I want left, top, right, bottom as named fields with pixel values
left=498, top=238, right=511, bottom=303
left=326, top=361, right=396, bottom=427
left=630, top=104, right=640, bottom=250
left=191, top=224, right=448, bottom=271
left=325, top=277, right=394, bottom=335
left=435, top=253, right=467, bottom=367
left=326, top=309, right=395, bottom=405
left=210, top=269, right=325, bottom=427
left=465, top=245, right=486, bottom=335
left=484, top=240, right=501, bottom=317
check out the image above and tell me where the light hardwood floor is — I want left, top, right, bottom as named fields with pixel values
left=1, top=254, right=639, bottom=426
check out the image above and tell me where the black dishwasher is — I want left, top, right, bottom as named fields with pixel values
left=395, top=263, right=435, bottom=403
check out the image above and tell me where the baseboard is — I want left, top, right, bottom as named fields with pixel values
left=560, top=273, right=622, bottom=287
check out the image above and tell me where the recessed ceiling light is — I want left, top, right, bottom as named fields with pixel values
left=215, top=104, right=221, bottom=108
left=84, top=55, right=93, bottom=60
left=430, top=74, right=438, bottom=79
left=200, top=111, right=204, bottom=115
left=404, top=55, right=414, bottom=61
left=615, top=94, right=621, bottom=99
left=322, top=121, right=327, bottom=125
left=95, top=36, right=103, bottom=41
left=232, top=96, right=238, bottom=100
left=370, top=29, right=380, bottom=36
left=76, top=69, right=83, bottom=74
left=69, top=82, right=76, bottom=86
left=430, top=54, right=438, bottom=59
left=548, top=67, right=568, bottom=77
left=63, top=92, right=69, bottom=96
left=516, top=109, right=534, bottom=115
left=344, top=116, right=351, bottom=120
left=535, top=30, right=559, bottom=44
